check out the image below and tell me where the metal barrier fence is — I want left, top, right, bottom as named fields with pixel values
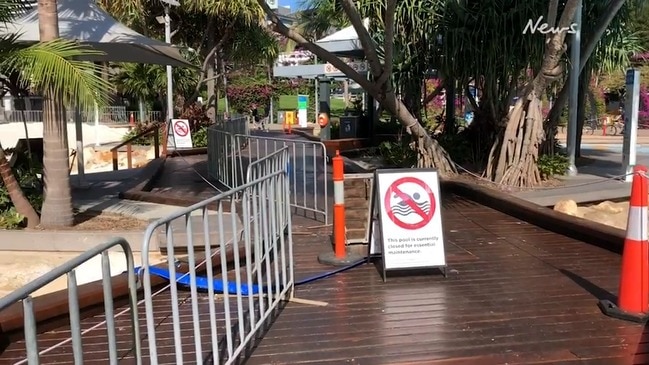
left=236, top=134, right=329, bottom=223
left=207, top=123, right=329, bottom=223
left=0, top=238, right=141, bottom=364
left=140, top=153, right=293, bottom=364
left=0, top=109, right=163, bottom=125
left=207, top=115, right=250, bottom=189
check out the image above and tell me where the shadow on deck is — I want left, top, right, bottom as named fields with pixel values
left=1, top=194, right=645, bottom=364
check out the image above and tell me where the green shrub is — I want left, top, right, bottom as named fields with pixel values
left=538, top=153, right=569, bottom=179
left=192, top=126, right=208, bottom=147
left=378, top=140, right=417, bottom=167
left=435, top=133, right=473, bottom=165
left=0, top=152, right=43, bottom=229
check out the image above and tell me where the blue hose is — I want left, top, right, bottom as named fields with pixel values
left=136, top=257, right=367, bottom=296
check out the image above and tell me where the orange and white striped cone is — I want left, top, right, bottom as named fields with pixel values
left=599, top=165, right=649, bottom=322
left=317, top=150, right=366, bottom=267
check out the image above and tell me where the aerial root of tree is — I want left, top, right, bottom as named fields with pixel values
left=409, top=132, right=457, bottom=176
left=487, top=95, right=544, bottom=188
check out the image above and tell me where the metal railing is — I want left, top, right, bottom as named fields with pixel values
left=110, top=122, right=163, bottom=170
left=0, top=109, right=163, bottom=125
left=207, top=121, right=329, bottom=223
left=0, top=238, right=141, bottom=364
left=236, top=134, right=329, bottom=223
left=140, top=156, right=293, bottom=364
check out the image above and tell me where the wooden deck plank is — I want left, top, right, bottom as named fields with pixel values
left=244, top=194, right=645, bottom=365
left=2, top=194, right=646, bottom=364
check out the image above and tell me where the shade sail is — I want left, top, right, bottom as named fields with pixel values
left=2, top=0, right=193, bottom=67
left=315, top=19, right=369, bottom=59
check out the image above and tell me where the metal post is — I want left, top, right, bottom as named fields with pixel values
left=623, top=68, right=641, bottom=182
left=319, top=79, right=331, bottom=141
left=165, top=7, right=174, bottom=122
left=94, top=103, right=100, bottom=147
left=74, top=106, right=88, bottom=187
left=566, top=0, right=582, bottom=176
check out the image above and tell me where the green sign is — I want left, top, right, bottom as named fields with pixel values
left=297, top=95, right=308, bottom=110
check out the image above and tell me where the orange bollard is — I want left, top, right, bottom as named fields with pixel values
left=333, top=150, right=346, bottom=258
left=599, top=165, right=649, bottom=322
left=316, top=150, right=365, bottom=267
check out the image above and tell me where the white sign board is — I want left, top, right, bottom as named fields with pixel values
left=171, top=119, right=193, bottom=149
left=324, top=61, right=368, bottom=75
left=623, top=68, right=640, bottom=182
left=375, top=169, right=446, bottom=279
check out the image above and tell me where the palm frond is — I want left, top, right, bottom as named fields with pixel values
left=4, top=39, right=114, bottom=113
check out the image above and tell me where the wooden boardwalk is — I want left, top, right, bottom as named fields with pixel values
left=2, top=194, right=648, bottom=364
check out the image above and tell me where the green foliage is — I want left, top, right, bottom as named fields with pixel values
left=537, top=154, right=569, bottom=179
left=121, top=121, right=162, bottom=145
left=435, top=133, right=473, bottom=165
left=378, top=140, right=417, bottom=168
left=193, top=127, right=208, bottom=148
left=0, top=152, right=43, bottom=229
left=374, top=120, right=404, bottom=135
left=4, top=39, right=113, bottom=114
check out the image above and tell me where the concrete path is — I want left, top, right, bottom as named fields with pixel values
left=0, top=121, right=130, bottom=150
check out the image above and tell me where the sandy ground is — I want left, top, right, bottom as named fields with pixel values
left=0, top=250, right=166, bottom=299
left=0, top=122, right=130, bottom=150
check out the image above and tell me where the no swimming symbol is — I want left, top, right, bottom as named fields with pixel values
left=384, top=177, right=436, bottom=230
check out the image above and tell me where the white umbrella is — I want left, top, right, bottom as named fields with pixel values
left=2, top=0, right=192, bottom=67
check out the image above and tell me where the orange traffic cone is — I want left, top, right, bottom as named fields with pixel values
left=599, top=165, right=649, bottom=322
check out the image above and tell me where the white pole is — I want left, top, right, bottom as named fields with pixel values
left=566, top=0, right=581, bottom=176
left=94, top=102, right=100, bottom=147
left=165, top=7, right=174, bottom=122
left=74, top=106, right=87, bottom=187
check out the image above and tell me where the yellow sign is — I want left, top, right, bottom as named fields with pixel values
left=285, top=111, right=295, bottom=125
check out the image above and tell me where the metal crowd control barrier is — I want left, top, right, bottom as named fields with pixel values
left=0, top=238, right=141, bottom=364
left=140, top=157, right=293, bottom=364
left=207, top=115, right=249, bottom=188
left=236, top=134, right=329, bottom=223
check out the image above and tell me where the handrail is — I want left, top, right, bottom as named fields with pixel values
left=111, top=122, right=164, bottom=171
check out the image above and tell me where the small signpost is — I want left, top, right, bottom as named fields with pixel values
left=370, top=168, right=447, bottom=281
left=297, top=95, right=308, bottom=128
left=171, top=119, right=193, bottom=149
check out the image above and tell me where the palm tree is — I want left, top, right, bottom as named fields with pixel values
left=0, top=0, right=112, bottom=228
left=0, top=141, right=39, bottom=227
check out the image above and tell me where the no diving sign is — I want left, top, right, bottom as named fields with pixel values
left=171, top=119, right=193, bottom=149
left=374, top=169, right=446, bottom=279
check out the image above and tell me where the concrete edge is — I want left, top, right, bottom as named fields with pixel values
left=337, top=159, right=625, bottom=252
left=443, top=180, right=625, bottom=254
left=290, top=128, right=320, bottom=142
left=0, top=230, right=153, bottom=253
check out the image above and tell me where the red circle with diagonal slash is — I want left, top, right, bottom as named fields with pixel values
left=173, top=120, right=189, bottom=137
left=385, top=177, right=436, bottom=230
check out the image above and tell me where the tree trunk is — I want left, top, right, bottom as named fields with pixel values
left=38, top=0, right=74, bottom=227
left=487, top=0, right=579, bottom=187
left=0, top=143, right=40, bottom=228
left=343, top=80, right=350, bottom=107
left=259, top=0, right=455, bottom=175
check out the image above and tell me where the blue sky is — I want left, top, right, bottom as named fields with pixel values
left=279, top=0, right=304, bottom=11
